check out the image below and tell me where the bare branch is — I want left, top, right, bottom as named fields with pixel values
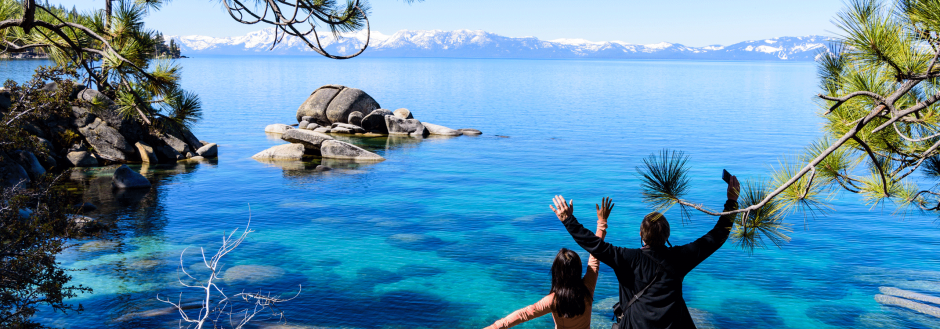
left=853, top=136, right=891, bottom=197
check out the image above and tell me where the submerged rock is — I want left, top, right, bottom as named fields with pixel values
left=314, top=165, right=332, bottom=171
left=458, top=128, right=483, bottom=135
left=320, top=140, right=385, bottom=161
left=222, top=264, right=286, bottom=284
left=422, top=122, right=461, bottom=136
left=264, top=124, right=293, bottom=134
left=112, top=164, right=151, bottom=189
left=252, top=143, right=305, bottom=161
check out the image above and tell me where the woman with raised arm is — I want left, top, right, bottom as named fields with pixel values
left=552, top=173, right=739, bottom=329
left=484, top=197, right=615, bottom=329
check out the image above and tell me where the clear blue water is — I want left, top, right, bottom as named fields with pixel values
left=4, top=57, right=940, bottom=328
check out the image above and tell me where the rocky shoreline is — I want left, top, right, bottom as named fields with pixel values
left=0, top=83, right=216, bottom=188
left=255, top=85, right=481, bottom=164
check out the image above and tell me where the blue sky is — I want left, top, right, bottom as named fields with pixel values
left=55, top=0, right=845, bottom=47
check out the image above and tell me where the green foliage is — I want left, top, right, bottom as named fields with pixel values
left=1, top=66, right=79, bottom=157
left=731, top=180, right=792, bottom=252
left=636, top=150, right=693, bottom=222
left=0, top=0, right=201, bottom=133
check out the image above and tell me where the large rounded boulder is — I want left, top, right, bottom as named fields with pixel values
left=296, top=85, right=380, bottom=125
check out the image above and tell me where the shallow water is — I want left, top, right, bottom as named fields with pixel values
left=4, top=57, right=940, bottom=328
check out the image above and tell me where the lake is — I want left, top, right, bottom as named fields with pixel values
left=3, top=56, right=940, bottom=328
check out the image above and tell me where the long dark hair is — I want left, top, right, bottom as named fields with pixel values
left=550, top=248, right=592, bottom=318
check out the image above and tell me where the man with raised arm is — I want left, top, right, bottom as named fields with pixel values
left=550, top=173, right=739, bottom=329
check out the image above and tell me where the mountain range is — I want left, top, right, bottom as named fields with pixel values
left=167, top=28, right=832, bottom=61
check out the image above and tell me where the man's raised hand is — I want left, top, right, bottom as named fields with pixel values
left=727, top=175, right=740, bottom=201
left=550, top=195, right=573, bottom=221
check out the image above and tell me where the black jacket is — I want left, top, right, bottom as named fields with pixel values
left=562, top=200, right=737, bottom=329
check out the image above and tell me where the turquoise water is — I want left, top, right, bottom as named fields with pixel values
left=4, top=57, right=940, bottom=328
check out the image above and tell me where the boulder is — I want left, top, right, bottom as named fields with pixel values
left=78, top=122, right=135, bottom=162
left=112, top=164, right=151, bottom=189
left=74, top=202, right=97, bottom=212
left=331, top=123, right=365, bottom=134
left=320, top=140, right=385, bottom=161
left=184, top=152, right=196, bottom=159
left=23, top=121, right=45, bottom=138
left=71, top=106, right=97, bottom=127
left=252, top=143, right=305, bottom=161
left=301, top=116, right=315, bottom=123
left=422, top=122, right=461, bottom=136
left=303, top=123, right=319, bottom=130
left=154, top=144, right=184, bottom=162
left=12, top=151, right=45, bottom=179
left=348, top=111, right=364, bottom=126
left=32, top=136, right=54, bottom=153
left=313, top=127, right=331, bottom=134
left=67, top=151, right=99, bottom=167
left=75, top=88, right=113, bottom=107
left=158, top=133, right=190, bottom=155
left=196, top=143, right=218, bottom=158
left=178, top=128, right=204, bottom=151
left=0, top=151, right=30, bottom=187
left=264, top=124, right=293, bottom=134
left=326, top=88, right=380, bottom=124
left=135, top=142, right=158, bottom=163
left=298, top=121, right=310, bottom=130
left=385, top=116, right=429, bottom=137
left=296, top=85, right=344, bottom=124
left=0, top=89, right=11, bottom=112
left=331, top=126, right=353, bottom=134
left=314, top=165, right=332, bottom=172
left=361, top=108, right=393, bottom=134
left=393, top=108, right=413, bottom=119
left=281, top=129, right=334, bottom=150
left=458, top=128, right=483, bottom=136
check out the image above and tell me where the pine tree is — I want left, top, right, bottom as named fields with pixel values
left=638, top=0, right=940, bottom=252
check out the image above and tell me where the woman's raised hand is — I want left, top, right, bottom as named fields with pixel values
left=596, top=197, right=613, bottom=227
left=550, top=195, right=573, bottom=221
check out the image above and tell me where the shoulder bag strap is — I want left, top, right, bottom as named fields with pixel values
left=625, top=251, right=667, bottom=309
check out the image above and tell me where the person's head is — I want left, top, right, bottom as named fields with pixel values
left=550, top=248, right=592, bottom=318
left=640, top=211, right=671, bottom=247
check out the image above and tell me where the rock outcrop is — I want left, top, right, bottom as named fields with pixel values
left=281, top=129, right=333, bottom=151
left=361, top=108, right=393, bottom=134
left=252, top=143, right=305, bottom=160
left=320, top=140, right=385, bottom=161
left=296, top=85, right=380, bottom=125
left=386, top=116, right=429, bottom=137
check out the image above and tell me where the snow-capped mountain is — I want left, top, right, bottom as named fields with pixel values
left=167, top=28, right=832, bottom=61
